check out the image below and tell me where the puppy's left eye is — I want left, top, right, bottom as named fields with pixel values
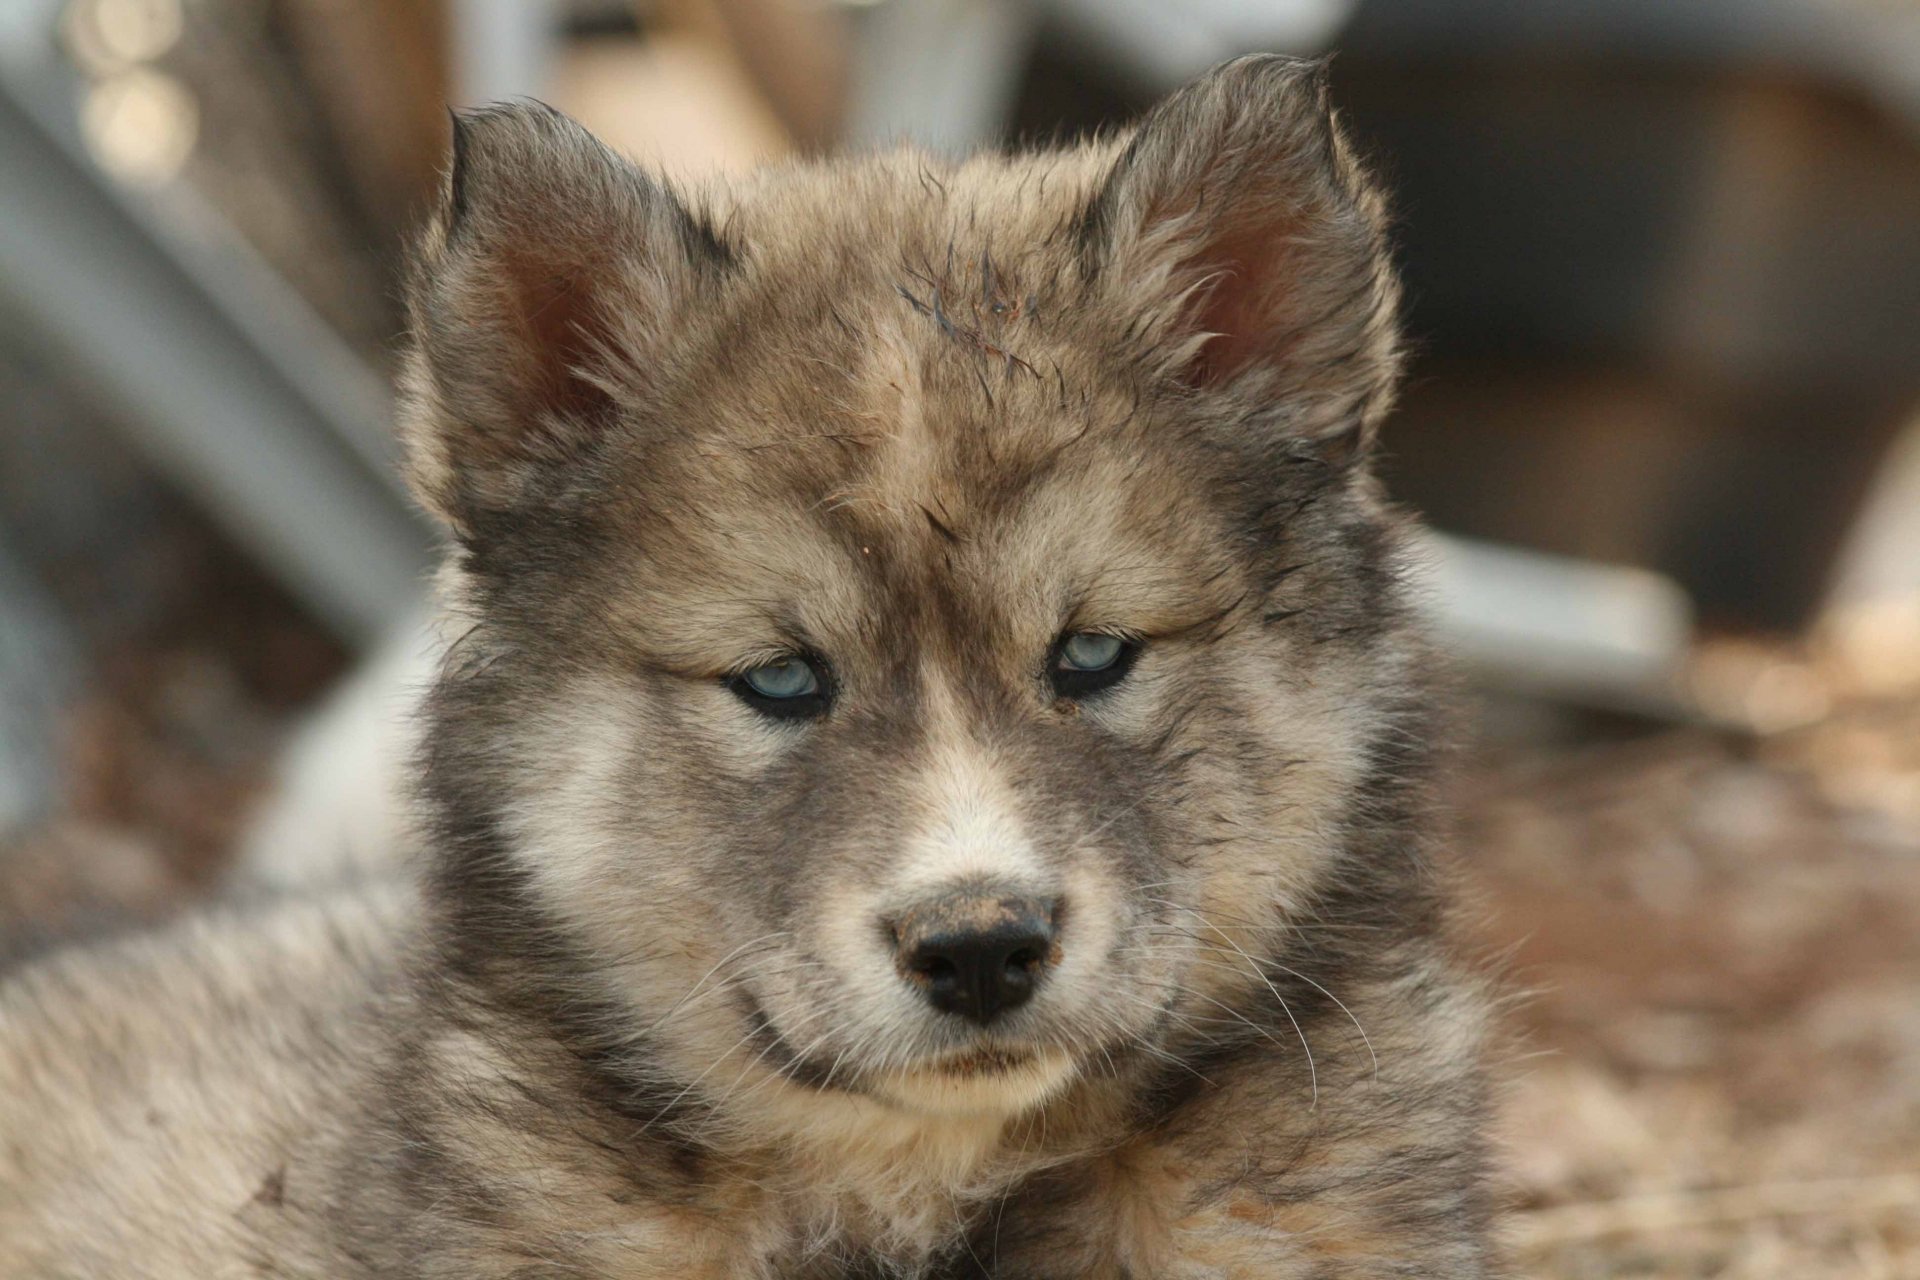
left=1050, top=632, right=1140, bottom=700
left=729, top=655, right=830, bottom=720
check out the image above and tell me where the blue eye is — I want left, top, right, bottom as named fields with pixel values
left=1059, top=633, right=1124, bottom=671
left=1050, top=632, right=1139, bottom=700
left=730, top=655, right=829, bottom=719
left=743, top=658, right=818, bottom=699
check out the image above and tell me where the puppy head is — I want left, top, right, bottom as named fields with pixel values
left=406, top=57, right=1412, bottom=1123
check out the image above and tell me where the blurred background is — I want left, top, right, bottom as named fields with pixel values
left=1, top=0, right=1918, bottom=1274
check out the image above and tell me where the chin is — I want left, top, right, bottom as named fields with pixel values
left=871, top=1044, right=1079, bottom=1117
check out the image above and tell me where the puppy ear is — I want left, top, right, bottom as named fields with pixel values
left=400, top=104, right=731, bottom=536
left=1080, top=56, right=1400, bottom=460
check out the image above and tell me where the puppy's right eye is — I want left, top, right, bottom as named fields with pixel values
left=728, top=656, right=831, bottom=720
left=1049, top=631, right=1141, bottom=700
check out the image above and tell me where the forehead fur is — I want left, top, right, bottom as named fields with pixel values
left=614, top=139, right=1147, bottom=490
left=572, top=143, right=1244, bottom=651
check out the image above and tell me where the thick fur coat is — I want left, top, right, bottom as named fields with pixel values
left=0, top=56, right=1498, bottom=1277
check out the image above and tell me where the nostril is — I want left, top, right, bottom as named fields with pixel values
left=999, top=955, right=1037, bottom=1000
left=913, top=954, right=959, bottom=990
left=1004, top=944, right=1044, bottom=974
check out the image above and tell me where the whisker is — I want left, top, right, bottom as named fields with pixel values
left=641, top=931, right=790, bottom=1035
left=1139, top=896, right=1379, bottom=1079
left=1261, top=960, right=1378, bottom=1083
left=1145, top=923, right=1317, bottom=1108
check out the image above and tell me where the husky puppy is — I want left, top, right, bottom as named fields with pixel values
left=0, top=56, right=1496, bottom=1277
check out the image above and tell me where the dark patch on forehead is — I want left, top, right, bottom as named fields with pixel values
left=894, top=244, right=1043, bottom=380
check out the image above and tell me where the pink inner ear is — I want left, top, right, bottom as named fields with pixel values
left=514, top=267, right=618, bottom=424
left=1181, top=218, right=1299, bottom=390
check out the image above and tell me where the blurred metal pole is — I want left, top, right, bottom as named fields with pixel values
left=0, top=66, right=429, bottom=649
left=1421, top=533, right=1694, bottom=710
left=1046, top=0, right=1354, bottom=87
left=844, top=0, right=1037, bottom=151
left=450, top=0, right=560, bottom=106
left=0, top=535, right=68, bottom=838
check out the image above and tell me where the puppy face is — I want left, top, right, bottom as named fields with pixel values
left=408, top=58, right=1408, bottom=1121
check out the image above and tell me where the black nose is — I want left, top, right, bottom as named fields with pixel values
left=894, top=894, right=1058, bottom=1026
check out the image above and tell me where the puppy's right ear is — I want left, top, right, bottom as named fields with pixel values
left=401, top=104, right=731, bottom=538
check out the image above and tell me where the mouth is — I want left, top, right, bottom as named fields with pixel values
left=739, top=993, right=1078, bottom=1114
left=746, top=997, right=1044, bottom=1085
left=924, top=1044, right=1039, bottom=1077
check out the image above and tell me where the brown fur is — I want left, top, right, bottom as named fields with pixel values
left=0, top=57, right=1497, bottom=1277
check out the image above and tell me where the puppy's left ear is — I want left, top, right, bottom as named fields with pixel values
left=1081, top=56, right=1400, bottom=462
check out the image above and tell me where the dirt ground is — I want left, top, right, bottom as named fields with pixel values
left=1473, top=685, right=1920, bottom=1278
